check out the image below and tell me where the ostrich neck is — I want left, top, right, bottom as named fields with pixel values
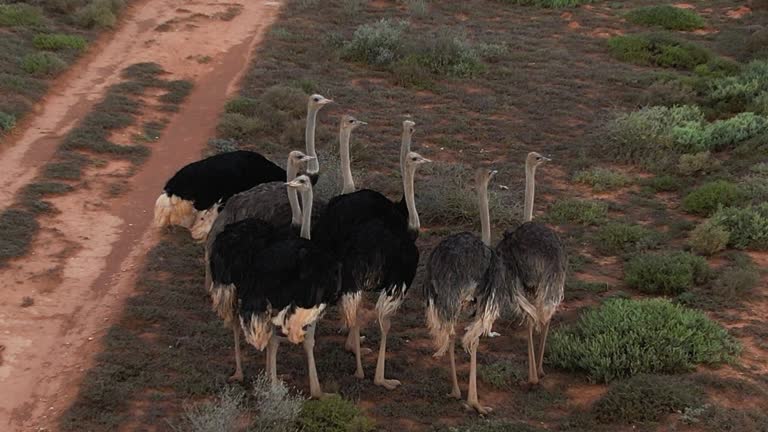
left=400, top=131, right=411, bottom=176
left=479, top=180, right=491, bottom=246
left=305, top=107, right=320, bottom=174
left=524, top=164, right=536, bottom=223
left=287, top=161, right=301, bottom=226
left=340, top=129, right=355, bottom=194
left=404, top=165, right=419, bottom=231
left=300, top=187, right=313, bottom=240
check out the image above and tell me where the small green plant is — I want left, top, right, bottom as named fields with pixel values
left=714, top=265, right=760, bottom=298
left=478, top=361, right=521, bottom=389
left=707, top=60, right=768, bottom=113
left=0, top=112, right=16, bottom=132
left=75, top=0, right=124, bottom=29
left=593, top=374, right=705, bottom=423
left=342, top=19, right=408, bottom=66
left=624, top=251, right=709, bottom=295
left=682, top=180, right=748, bottom=216
left=608, top=34, right=711, bottom=70
left=689, top=221, right=729, bottom=256
left=0, top=208, right=39, bottom=264
left=573, top=167, right=631, bottom=192
left=217, top=113, right=264, bottom=140
left=548, top=298, right=740, bottom=382
left=406, top=29, right=485, bottom=78
left=645, top=174, right=681, bottom=192
left=594, top=222, right=661, bottom=255
left=677, top=151, right=720, bottom=176
left=21, top=52, right=67, bottom=76
left=0, top=3, right=43, bottom=26
left=710, top=204, right=768, bottom=249
left=250, top=374, right=305, bottom=432
left=548, top=199, right=608, bottom=225
left=33, top=33, right=88, bottom=51
left=298, top=395, right=375, bottom=432
left=224, top=96, right=260, bottom=116
left=625, top=5, right=705, bottom=31
left=172, top=386, right=245, bottom=432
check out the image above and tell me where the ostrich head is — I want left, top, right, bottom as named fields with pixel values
left=288, top=150, right=315, bottom=170
left=526, top=152, right=551, bottom=170
left=475, top=167, right=498, bottom=187
left=273, top=304, right=327, bottom=344
left=405, top=151, right=431, bottom=168
left=285, top=174, right=312, bottom=192
left=308, top=94, right=333, bottom=110
left=340, top=114, right=367, bottom=132
left=403, top=119, right=416, bottom=136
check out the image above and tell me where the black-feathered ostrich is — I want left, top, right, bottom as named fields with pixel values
left=153, top=94, right=332, bottom=240
left=204, top=150, right=315, bottom=382
left=209, top=174, right=340, bottom=398
left=425, top=167, right=509, bottom=414
left=313, top=121, right=430, bottom=389
left=496, top=152, right=567, bottom=385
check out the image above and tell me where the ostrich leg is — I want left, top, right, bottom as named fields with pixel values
left=527, top=321, right=538, bottom=385
left=537, top=320, right=551, bottom=378
left=351, top=325, right=364, bottom=379
left=374, top=316, right=401, bottom=389
left=303, top=322, right=327, bottom=399
left=447, top=339, right=461, bottom=399
left=228, top=326, right=244, bottom=382
left=267, top=333, right=280, bottom=386
left=466, top=339, right=492, bottom=414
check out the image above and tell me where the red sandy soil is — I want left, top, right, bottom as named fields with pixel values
left=0, top=0, right=283, bottom=430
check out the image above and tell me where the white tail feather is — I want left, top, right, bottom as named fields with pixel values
left=426, top=300, right=454, bottom=357
left=462, top=300, right=500, bottom=353
left=153, top=193, right=197, bottom=229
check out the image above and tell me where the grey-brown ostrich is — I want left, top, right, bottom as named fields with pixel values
left=496, top=152, right=567, bottom=385
left=425, top=168, right=509, bottom=414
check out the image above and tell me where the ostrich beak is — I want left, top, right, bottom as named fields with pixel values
left=358, top=120, right=368, bottom=125
left=421, top=157, right=432, bottom=163
left=320, top=98, right=333, bottom=105
left=542, top=156, right=552, bottom=162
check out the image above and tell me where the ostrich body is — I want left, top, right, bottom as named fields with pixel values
left=204, top=150, right=314, bottom=382
left=209, top=175, right=340, bottom=398
left=496, top=152, right=567, bottom=385
left=425, top=168, right=508, bottom=414
left=313, top=120, right=429, bottom=389
left=153, top=94, right=331, bottom=239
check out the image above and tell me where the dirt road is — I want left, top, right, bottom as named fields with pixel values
left=0, top=0, right=282, bottom=429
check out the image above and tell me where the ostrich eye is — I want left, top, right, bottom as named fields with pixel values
left=411, top=157, right=417, bottom=161
left=313, top=97, right=319, bottom=102
left=349, top=120, right=354, bottom=123
left=536, top=157, right=542, bottom=160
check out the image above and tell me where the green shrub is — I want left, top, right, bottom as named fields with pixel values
left=498, top=0, right=596, bottom=7
left=342, top=19, right=407, bottom=66
left=250, top=374, right=305, bottom=432
left=682, top=180, right=748, bottom=216
left=75, top=0, right=124, bottom=29
left=548, top=198, right=608, bottom=225
left=21, top=52, right=67, bottom=77
left=608, top=34, right=711, bottom=70
left=224, top=96, right=260, bottom=116
left=625, top=5, right=705, bottom=31
left=548, top=298, right=740, bottom=382
left=217, top=113, right=263, bottom=140
left=741, top=175, right=768, bottom=203
left=173, top=387, right=245, bottom=432
left=593, top=374, right=704, bottom=423
left=298, top=395, right=374, bottom=432
left=689, top=221, right=729, bottom=256
left=33, top=34, right=88, bottom=51
left=714, top=266, right=760, bottom=298
left=624, top=251, right=709, bottom=295
left=0, top=4, right=43, bottom=26
left=479, top=361, right=521, bottom=390
left=707, top=60, right=768, bottom=113
left=0, top=208, right=39, bottom=263
left=677, top=151, right=720, bottom=176
left=594, top=222, right=661, bottom=255
left=646, top=174, right=681, bottom=192
left=0, top=112, right=16, bottom=132
left=406, top=29, right=484, bottom=78
left=704, top=112, right=768, bottom=151
left=710, top=204, right=768, bottom=249
left=573, top=167, right=631, bottom=192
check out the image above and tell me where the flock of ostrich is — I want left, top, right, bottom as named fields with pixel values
left=153, top=94, right=567, bottom=414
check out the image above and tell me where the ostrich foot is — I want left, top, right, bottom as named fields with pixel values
left=463, top=402, right=493, bottom=415
left=227, top=371, right=244, bottom=383
left=537, top=368, right=546, bottom=379
left=487, top=331, right=501, bottom=338
left=447, top=389, right=461, bottom=399
left=354, top=369, right=364, bottom=379
left=374, top=378, right=401, bottom=390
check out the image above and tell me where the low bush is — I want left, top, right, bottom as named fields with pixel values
left=707, top=60, right=768, bottom=114
left=607, top=34, right=711, bottom=70
left=0, top=209, right=39, bottom=264
left=677, top=151, right=720, bottom=176
left=0, top=112, right=16, bottom=132
left=250, top=374, right=305, bottom=432
left=625, top=5, right=705, bottom=31
left=689, top=221, right=729, bottom=256
left=498, top=0, right=596, bottom=7
left=0, top=3, right=44, bottom=27
left=624, top=251, right=709, bottom=295
left=547, top=198, right=608, bottom=225
left=75, top=0, right=124, bottom=29
left=593, top=374, right=704, bottom=423
left=594, top=222, right=661, bottom=255
left=21, top=52, right=67, bottom=76
left=741, top=175, right=768, bottom=204
left=342, top=19, right=407, bottom=66
left=298, top=395, right=374, bottom=432
left=645, top=174, right=681, bottom=192
left=406, top=29, right=485, bottom=78
left=444, top=420, right=545, bottom=432
left=217, top=113, right=264, bottom=140
left=710, top=203, right=768, bottom=249
left=403, top=0, right=428, bottom=16
left=33, top=33, right=88, bottom=51
left=714, top=265, right=760, bottom=298
left=573, top=167, right=631, bottom=192
left=173, top=386, right=245, bottom=432
left=479, top=361, right=521, bottom=390
left=224, top=96, right=260, bottom=116
left=548, top=298, right=740, bottom=382
left=682, top=180, right=748, bottom=216
left=702, top=112, right=768, bottom=151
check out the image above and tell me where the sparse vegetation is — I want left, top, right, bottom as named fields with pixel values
left=479, top=361, right=520, bottom=390
left=0, top=3, right=43, bottom=27
left=548, top=298, right=740, bottom=382
left=21, top=52, right=67, bottom=76
left=682, top=180, right=748, bottom=216
left=608, top=34, right=712, bottom=70
left=298, top=395, right=375, bottom=432
left=689, top=221, right=730, bottom=256
left=33, top=33, right=88, bottom=50
left=645, top=174, right=682, bottom=192
left=594, top=222, right=661, bottom=255
left=624, top=251, right=709, bottom=295
left=573, top=167, right=631, bottom=192
left=547, top=198, right=608, bottom=225
left=173, top=387, right=245, bottom=432
left=625, top=5, right=705, bottom=31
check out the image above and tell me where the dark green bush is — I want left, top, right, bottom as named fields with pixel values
left=548, top=298, right=740, bottom=382
left=217, top=113, right=264, bottom=140
left=624, top=251, right=709, bottom=295
left=0, top=112, right=16, bottom=132
left=677, top=151, right=720, bottom=176
left=548, top=199, right=608, bottom=225
left=646, top=174, right=681, bottom=192
left=573, top=167, right=631, bottom=192
left=714, top=265, right=760, bottom=298
left=224, top=96, right=260, bottom=116
left=298, top=395, right=374, bottom=432
left=75, top=0, right=124, bottom=29
left=593, top=374, right=704, bottom=423
left=0, top=3, right=43, bottom=27
left=707, top=60, right=768, bottom=114
left=342, top=19, right=407, bottom=66
left=594, top=222, right=661, bottom=255
left=33, top=33, right=88, bottom=51
left=608, top=34, right=711, bottom=70
left=479, top=361, right=521, bottom=390
left=21, top=52, right=67, bottom=76
left=0, top=208, right=40, bottom=264
left=689, top=221, right=729, bottom=256
left=710, top=204, right=768, bottom=249
left=406, top=29, right=485, bottom=78
left=682, top=180, right=748, bottom=216
left=625, top=5, right=705, bottom=31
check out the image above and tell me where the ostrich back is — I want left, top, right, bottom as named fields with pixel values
left=425, top=232, right=507, bottom=323
left=164, top=150, right=286, bottom=211
left=496, top=222, right=567, bottom=309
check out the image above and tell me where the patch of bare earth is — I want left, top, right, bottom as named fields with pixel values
left=0, top=0, right=283, bottom=430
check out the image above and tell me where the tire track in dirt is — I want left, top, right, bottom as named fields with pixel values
left=0, top=1, right=282, bottom=430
